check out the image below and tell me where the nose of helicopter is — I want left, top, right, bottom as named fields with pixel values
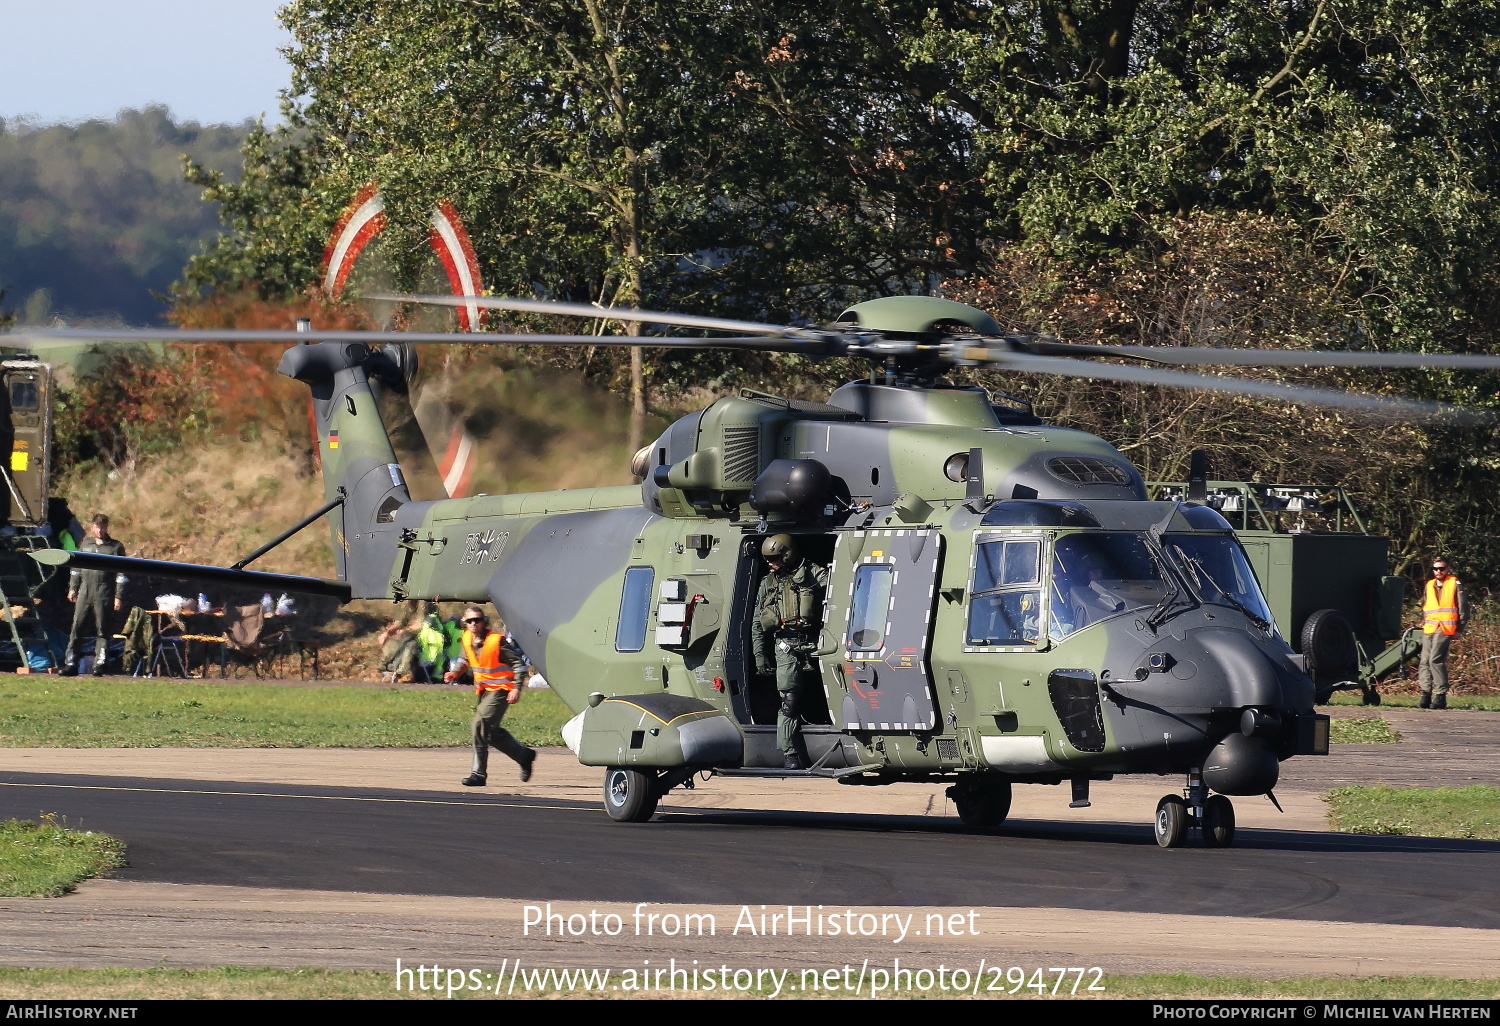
left=1190, top=627, right=1315, bottom=712
left=1189, top=627, right=1315, bottom=795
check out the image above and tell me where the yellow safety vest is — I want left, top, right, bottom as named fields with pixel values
left=1423, top=577, right=1461, bottom=636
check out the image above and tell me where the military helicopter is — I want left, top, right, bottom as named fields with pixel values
left=11, top=294, right=1500, bottom=848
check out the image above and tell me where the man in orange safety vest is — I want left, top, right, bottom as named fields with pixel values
left=447, top=605, right=537, bottom=784
left=1419, top=558, right=1469, bottom=710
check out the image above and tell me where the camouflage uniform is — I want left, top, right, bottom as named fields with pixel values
left=750, top=557, right=828, bottom=759
left=65, top=535, right=126, bottom=671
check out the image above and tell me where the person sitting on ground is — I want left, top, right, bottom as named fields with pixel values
left=376, top=599, right=423, bottom=682
left=414, top=601, right=447, bottom=683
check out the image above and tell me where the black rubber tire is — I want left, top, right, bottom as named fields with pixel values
left=1300, top=608, right=1359, bottom=679
left=1201, top=794, right=1236, bottom=848
left=1154, top=794, right=1189, bottom=848
left=950, top=778, right=1013, bottom=829
left=603, top=767, right=660, bottom=823
left=1362, top=686, right=1382, bottom=707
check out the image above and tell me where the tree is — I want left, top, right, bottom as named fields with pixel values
left=0, top=107, right=247, bottom=324
left=906, top=0, right=1500, bottom=353
left=181, top=0, right=1500, bottom=484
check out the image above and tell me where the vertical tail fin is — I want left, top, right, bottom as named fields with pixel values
left=278, top=341, right=411, bottom=597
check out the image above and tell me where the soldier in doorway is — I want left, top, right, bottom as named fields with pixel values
left=750, top=534, right=828, bottom=770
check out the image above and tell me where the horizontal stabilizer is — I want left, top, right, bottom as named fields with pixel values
left=32, top=550, right=352, bottom=602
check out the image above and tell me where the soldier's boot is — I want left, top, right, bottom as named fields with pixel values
left=1418, top=692, right=1431, bottom=709
left=1433, top=694, right=1447, bottom=710
left=463, top=743, right=487, bottom=784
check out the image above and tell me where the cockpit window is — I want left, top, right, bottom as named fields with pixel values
left=967, top=537, right=1042, bottom=645
left=1049, top=533, right=1170, bottom=639
left=1164, top=534, right=1273, bottom=625
left=973, top=538, right=1039, bottom=591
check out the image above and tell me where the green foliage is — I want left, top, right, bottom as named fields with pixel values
left=166, top=4, right=1500, bottom=579
left=0, top=815, right=125, bottom=897
left=0, top=676, right=570, bottom=748
left=178, top=2, right=987, bottom=321
left=0, top=108, right=247, bottom=324
left=52, top=347, right=215, bottom=472
left=946, top=213, right=1500, bottom=585
left=1327, top=784, right=1500, bottom=838
left=1328, top=718, right=1401, bottom=744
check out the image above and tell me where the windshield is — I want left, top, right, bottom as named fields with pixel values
left=1163, top=533, right=1273, bottom=625
left=1049, top=532, right=1172, bottom=640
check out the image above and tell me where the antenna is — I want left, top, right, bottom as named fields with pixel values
left=1188, top=450, right=1209, bottom=502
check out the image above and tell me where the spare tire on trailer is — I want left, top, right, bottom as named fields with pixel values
left=1300, top=608, right=1359, bottom=679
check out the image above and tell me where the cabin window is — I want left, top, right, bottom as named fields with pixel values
left=615, top=566, right=654, bottom=652
left=967, top=537, right=1042, bottom=645
left=846, top=564, right=894, bottom=651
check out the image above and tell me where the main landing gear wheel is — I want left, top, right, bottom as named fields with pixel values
left=603, top=767, right=660, bottom=823
left=948, top=778, right=1013, bottom=829
left=1154, top=795, right=1189, bottom=848
left=1200, top=794, right=1236, bottom=848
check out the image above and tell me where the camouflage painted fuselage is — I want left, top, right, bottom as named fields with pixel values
left=282, top=338, right=1319, bottom=790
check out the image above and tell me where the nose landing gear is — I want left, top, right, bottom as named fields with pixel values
left=1154, top=768, right=1237, bottom=848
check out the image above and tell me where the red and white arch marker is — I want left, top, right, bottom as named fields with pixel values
left=321, top=184, right=386, bottom=297
left=437, top=424, right=477, bottom=499
left=321, top=185, right=483, bottom=497
left=429, top=200, right=484, bottom=332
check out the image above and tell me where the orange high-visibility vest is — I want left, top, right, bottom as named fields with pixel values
left=462, top=632, right=517, bottom=693
left=1423, top=577, right=1461, bottom=636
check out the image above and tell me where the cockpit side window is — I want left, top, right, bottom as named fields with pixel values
left=967, top=537, right=1042, bottom=646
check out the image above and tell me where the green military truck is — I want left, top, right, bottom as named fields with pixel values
left=0, top=355, right=70, bottom=671
left=1151, top=477, right=1419, bottom=705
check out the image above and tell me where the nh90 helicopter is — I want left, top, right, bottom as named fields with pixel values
left=14, top=293, right=1499, bottom=848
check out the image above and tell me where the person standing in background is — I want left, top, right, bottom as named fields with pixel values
left=1419, top=557, right=1469, bottom=710
left=63, top=514, right=126, bottom=675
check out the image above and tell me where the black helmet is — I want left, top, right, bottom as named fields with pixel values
left=762, top=534, right=796, bottom=560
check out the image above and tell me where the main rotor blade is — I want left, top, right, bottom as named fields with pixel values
left=984, top=350, right=1483, bottom=421
left=0, top=326, right=809, bottom=351
left=1027, top=340, right=1500, bottom=370
left=372, top=293, right=795, bottom=337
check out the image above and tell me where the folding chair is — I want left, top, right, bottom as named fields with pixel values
left=223, top=603, right=268, bottom=678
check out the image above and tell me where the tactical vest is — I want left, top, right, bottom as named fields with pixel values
left=1423, top=577, right=1461, bottom=636
left=757, top=560, right=823, bottom=633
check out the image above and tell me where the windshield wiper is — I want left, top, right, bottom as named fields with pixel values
left=1171, top=544, right=1271, bottom=631
left=1143, top=548, right=1191, bottom=630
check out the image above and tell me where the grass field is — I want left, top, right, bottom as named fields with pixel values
left=0, top=967, right=1495, bottom=1000
left=0, top=816, right=124, bottom=896
left=1328, top=718, right=1401, bottom=744
left=1327, top=692, right=1500, bottom=710
left=0, top=675, right=573, bottom=748
left=1327, top=785, right=1500, bottom=839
